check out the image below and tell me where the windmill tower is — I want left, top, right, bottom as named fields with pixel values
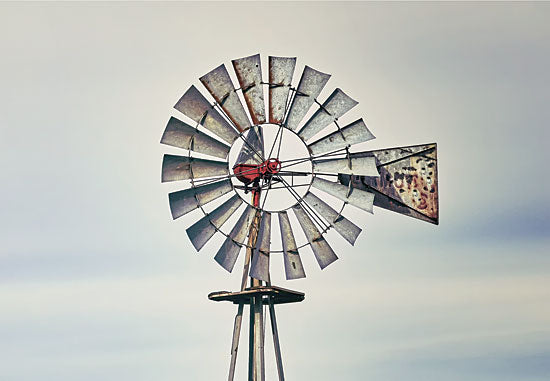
left=160, top=54, right=438, bottom=380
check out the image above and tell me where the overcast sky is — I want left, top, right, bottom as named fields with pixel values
left=1, top=2, right=549, bottom=381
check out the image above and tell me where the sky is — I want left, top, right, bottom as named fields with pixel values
left=1, top=2, right=549, bottom=381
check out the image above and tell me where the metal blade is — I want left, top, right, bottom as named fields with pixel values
left=249, top=212, right=271, bottom=282
left=268, top=56, right=296, bottom=124
left=214, top=205, right=257, bottom=272
left=232, top=54, right=266, bottom=125
left=292, top=204, right=338, bottom=269
left=285, top=66, right=331, bottom=131
left=174, top=86, right=239, bottom=145
left=313, top=156, right=379, bottom=177
left=168, top=179, right=233, bottom=219
left=278, top=211, right=306, bottom=280
left=307, top=119, right=375, bottom=156
left=186, top=194, right=243, bottom=251
left=200, top=64, right=251, bottom=131
left=236, top=126, right=264, bottom=165
left=298, top=89, right=358, bottom=141
left=303, top=192, right=362, bottom=245
left=311, top=177, right=374, bottom=214
left=338, top=143, right=439, bottom=224
left=160, top=116, right=231, bottom=160
left=161, top=154, right=228, bottom=182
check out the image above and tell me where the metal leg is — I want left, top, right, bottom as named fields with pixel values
left=248, top=298, right=255, bottom=381
left=228, top=302, right=244, bottom=381
left=254, top=294, right=265, bottom=381
left=269, top=297, right=285, bottom=381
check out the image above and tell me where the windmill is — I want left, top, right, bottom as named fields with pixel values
left=160, top=54, right=438, bottom=380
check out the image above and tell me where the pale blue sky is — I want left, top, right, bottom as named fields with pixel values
left=1, top=2, right=549, bottom=381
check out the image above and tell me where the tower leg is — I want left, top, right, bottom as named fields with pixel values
left=227, top=302, right=244, bottom=381
left=268, top=297, right=285, bottom=381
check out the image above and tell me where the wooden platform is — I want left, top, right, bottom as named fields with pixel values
left=208, top=286, right=305, bottom=305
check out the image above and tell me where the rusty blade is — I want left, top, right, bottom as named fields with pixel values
left=285, top=66, right=331, bottom=131
left=298, top=89, right=358, bottom=141
left=232, top=54, right=266, bottom=125
left=168, top=179, right=233, bottom=220
left=269, top=56, right=296, bottom=124
left=174, top=86, right=238, bottom=145
left=186, top=194, right=243, bottom=251
left=278, top=211, right=306, bottom=280
left=160, top=117, right=231, bottom=160
left=214, top=205, right=257, bottom=272
left=200, top=64, right=251, bottom=131
left=161, top=154, right=228, bottom=182
left=236, top=126, right=264, bottom=165
left=303, top=192, right=361, bottom=245
left=338, top=143, right=439, bottom=224
left=249, top=212, right=271, bottom=282
left=292, top=204, right=338, bottom=269
left=307, top=119, right=375, bottom=156
left=312, top=177, right=374, bottom=214
left=312, top=156, right=379, bottom=177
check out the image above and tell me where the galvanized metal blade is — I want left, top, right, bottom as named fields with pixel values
left=338, top=143, right=438, bottom=224
left=292, top=204, right=338, bottom=269
left=160, top=116, right=231, bottom=160
left=200, top=64, right=251, bottom=131
left=311, top=177, right=374, bottom=214
left=186, top=194, right=243, bottom=251
left=214, top=205, right=257, bottom=272
left=298, top=89, right=358, bottom=141
left=249, top=212, right=271, bottom=282
left=174, top=86, right=239, bottom=145
left=278, top=211, right=306, bottom=280
left=307, top=118, right=375, bottom=156
left=268, top=56, right=296, bottom=124
left=236, top=126, right=264, bottom=165
left=168, top=179, right=233, bottom=220
left=161, top=154, right=229, bottom=182
left=232, top=54, right=266, bottom=125
left=313, top=156, right=379, bottom=177
left=303, top=192, right=362, bottom=245
left=285, top=66, right=331, bottom=131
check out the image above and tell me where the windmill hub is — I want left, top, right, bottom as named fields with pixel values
left=228, top=123, right=313, bottom=212
left=233, top=157, right=282, bottom=185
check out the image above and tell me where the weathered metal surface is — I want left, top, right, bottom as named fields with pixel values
left=161, top=154, right=228, bottom=182
left=307, top=118, right=375, bottom=156
left=292, top=204, right=338, bottom=269
left=311, top=177, right=374, bottom=214
left=236, top=126, right=264, bottom=165
left=214, top=205, right=257, bottom=272
left=174, top=86, right=239, bottom=145
left=312, top=156, right=379, bottom=177
left=200, top=64, right=251, bottom=131
left=168, top=179, right=233, bottom=220
left=185, top=194, right=242, bottom=251
left=232, top=54, right=266, bottom=125
left=298, top=89, right=358, bottom=141
left=303, top=192, right=362, bottom=245
left=269, top=56, right=296, bottom=124
left=338, top=143, right=439, bottom=224
left=278, top=211, right=306, bottom=280
left=160, top=116, right=231, bottom=160
left=249, top=212, right=271, bottom=282
left=285, top=66, right=331, bottom=131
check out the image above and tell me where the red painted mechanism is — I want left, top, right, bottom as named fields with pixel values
left=233, top=158, right=281, bottom=207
